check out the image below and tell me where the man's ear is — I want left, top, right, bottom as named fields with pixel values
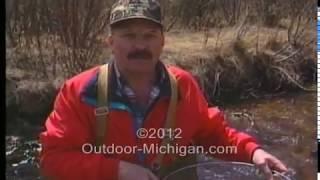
left=105, top=35, right=113, bottom=48
left=161, top=34, right=165, bottom=47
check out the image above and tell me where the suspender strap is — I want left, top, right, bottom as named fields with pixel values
left=151, top=72, right=178, bottom=173
left=95, top=64, right=109, bottom=146
left=95, top=64, right=179, bottom=173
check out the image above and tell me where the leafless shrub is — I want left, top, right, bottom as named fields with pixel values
left=286, top=0, right=316, bottom=46
left=6, top=0, right=113, bottom=79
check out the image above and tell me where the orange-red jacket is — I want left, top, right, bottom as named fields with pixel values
left=39, top=63, right=260, bottom=180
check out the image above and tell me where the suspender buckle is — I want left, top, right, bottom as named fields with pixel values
left=95, top=106, right=109, bottom=116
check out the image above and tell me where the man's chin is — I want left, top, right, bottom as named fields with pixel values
left=128, top=57, right=152, bottom=62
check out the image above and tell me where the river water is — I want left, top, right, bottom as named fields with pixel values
left=223, top=92, right=317, bottom=180
left=6, top=92, right=317, bottom=179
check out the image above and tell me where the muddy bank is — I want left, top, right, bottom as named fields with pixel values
left=6, top=68, right=60, bottom=137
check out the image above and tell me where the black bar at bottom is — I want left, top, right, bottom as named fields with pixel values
left=318, top=140, right=320, bottom=172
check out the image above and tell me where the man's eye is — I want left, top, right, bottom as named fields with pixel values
left=145, top=34, right=156, bottom=39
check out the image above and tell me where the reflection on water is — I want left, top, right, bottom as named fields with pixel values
left=223, top=92, right=317, bottom=180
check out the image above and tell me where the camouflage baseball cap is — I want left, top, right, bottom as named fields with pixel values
left=110, top=0, right=162, bottom=26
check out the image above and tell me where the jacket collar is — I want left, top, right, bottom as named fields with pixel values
left=81, top=60, right=172, bottom=107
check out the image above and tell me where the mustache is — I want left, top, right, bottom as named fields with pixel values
left=127, top=50, right=153, bottom=60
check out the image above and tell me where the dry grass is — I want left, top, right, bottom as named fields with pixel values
left=164, top=26, right=292, bottom=57
left=162, top=26, right=316, bottom=105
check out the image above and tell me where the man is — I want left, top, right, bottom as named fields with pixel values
left=39, top=0, right=288, bottom=180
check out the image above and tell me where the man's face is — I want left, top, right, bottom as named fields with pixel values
left=107, top=19, right=164, bottom=74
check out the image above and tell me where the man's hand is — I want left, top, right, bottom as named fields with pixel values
left=252, top=148, right=288, bottom=180
left=118, top=160, right=159, bottom=180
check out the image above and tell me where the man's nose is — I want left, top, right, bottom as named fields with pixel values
left=133, top=37, right=148, bottom=50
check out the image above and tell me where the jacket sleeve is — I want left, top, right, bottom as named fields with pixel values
left=39, top=81, right=119, bottom=180
left=182, top=73, right=261, bottom=163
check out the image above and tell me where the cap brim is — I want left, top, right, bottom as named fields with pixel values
left=110, top=16, right=162, bottom=26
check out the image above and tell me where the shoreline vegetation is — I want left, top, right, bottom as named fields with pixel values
left=6, top=27, right=316, bottom=133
